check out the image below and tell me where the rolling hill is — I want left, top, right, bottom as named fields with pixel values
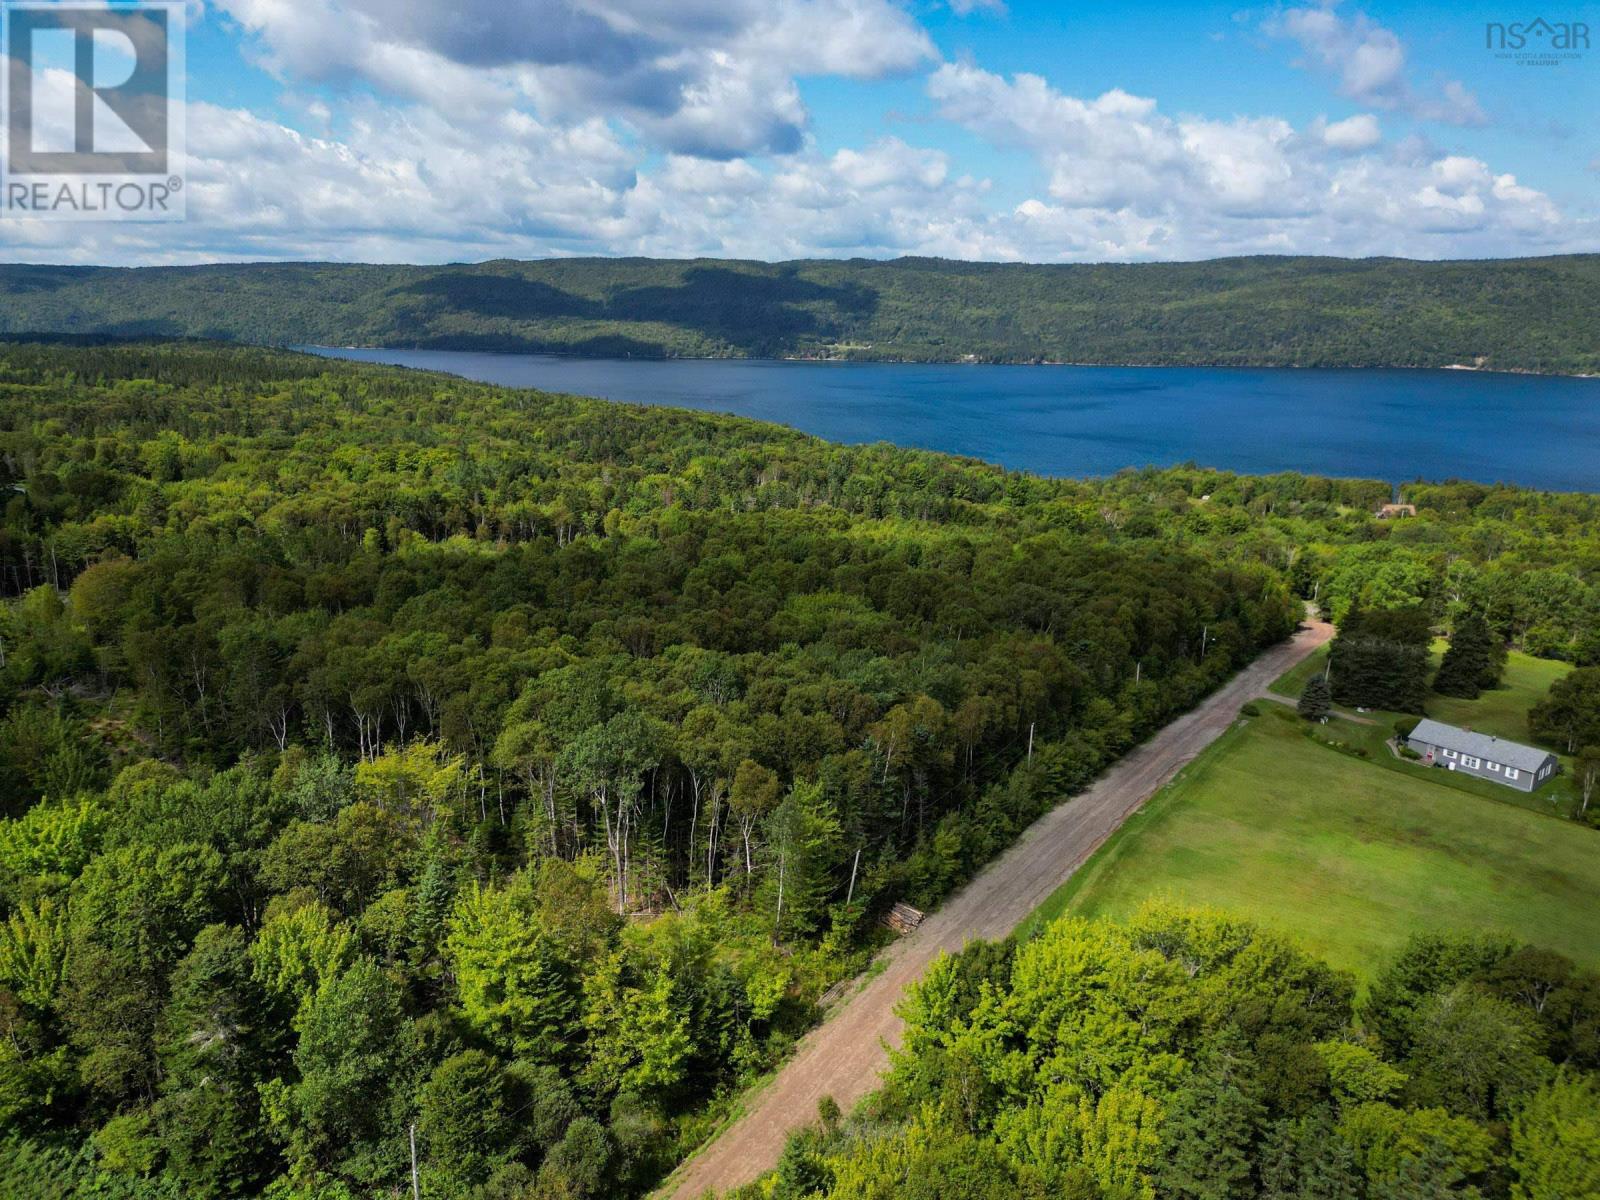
left=1, top=253, right=1597, bottom=372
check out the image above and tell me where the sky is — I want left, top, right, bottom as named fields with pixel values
left=3, top=0, right=1597, bottom=265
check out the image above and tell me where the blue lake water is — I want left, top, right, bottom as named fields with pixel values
left=303, top=347, right=1600, bottom=492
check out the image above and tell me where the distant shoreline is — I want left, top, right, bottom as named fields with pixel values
left=309, top=344, right=1600, bottom=380
left=1442, top=362, right=1600, bottom=380
left=9, top=255, right=1597, bottom=377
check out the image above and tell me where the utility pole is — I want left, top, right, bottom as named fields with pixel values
left=845, top=846, right=862, bottom=907
left=409, top=1123, right=420, bottom=1200
left=1026, top=722, right=1035, bottom=764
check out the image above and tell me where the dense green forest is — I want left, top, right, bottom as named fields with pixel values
left=2, top=254, right=1599, bottom=372
left=2, top=341, right=1599, bottom=1199
left=745, top=906, right=1600, bottom=1200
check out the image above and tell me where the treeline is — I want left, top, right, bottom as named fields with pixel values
left=746, top=906, right=1600, bottom=1200
left=2, top=253, right=1599, bottom=371
left=0, top=342, right=1298, bottom=1199
left=1, top=342, right=1599, bottom=1199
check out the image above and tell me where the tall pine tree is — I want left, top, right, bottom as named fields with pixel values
left=1156, top=1033, right=1264, bottom=1200
left=1433, top=612, right=1504, bottom=699
left=1328, top=607, right=1432, bottom=713
left=1258, top=1115, right=1361, bottom=1200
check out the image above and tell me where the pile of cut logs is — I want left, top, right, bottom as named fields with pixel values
left=878, top=901, right=925, bottom=936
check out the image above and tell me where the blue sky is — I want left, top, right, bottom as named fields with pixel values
left=6, top=0, right=1597, bottom=264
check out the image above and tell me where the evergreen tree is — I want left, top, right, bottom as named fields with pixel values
left=1367, top=1143, right=1483, bottom=1200
left=758, top=781, right=842, bottom=942
left=1328, top=608, right=1432, bottom=713
left=1298, top=675, right=1332, bottom=722
left=1155, top=1034, right=1264, bottom=1200
left=156, top=925, right=279, bottom=1197
left=407, top=835, right=456, bottom=973
left=1259, top=1116, right=1361, bottom=1200
left=1434, top=613, right=1503, bottom=699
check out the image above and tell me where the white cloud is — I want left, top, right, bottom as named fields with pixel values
left=1, top=6, right=1589, bottom=267
left=0, top=102, right=1004, bottom=264
left=1265, top=2, right=1485, bottom=126
left=213, top=0, right=935, bottom=158
left=1319, top=112, right=1381, bottom=151
left=622, top=138, right=993, bottom=258
left=925, top=62, right=1582, bottom=259
left=929, top=62, right=1309, bottom=218
left=2, top=75, right=1587, bottom=267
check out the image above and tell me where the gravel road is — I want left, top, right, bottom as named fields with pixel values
left=660, top=615, right=1334, bottom=1200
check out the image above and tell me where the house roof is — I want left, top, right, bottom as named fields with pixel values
left=1408, top=719, right=1555, bottom=772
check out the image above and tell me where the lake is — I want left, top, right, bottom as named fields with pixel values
left=303, top=347, right=1600, bottom=492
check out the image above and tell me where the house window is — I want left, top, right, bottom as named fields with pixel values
left=1442, top=748, right=1457, bottom=760
left=1487, top=761, right=1500, bottom=772
left=1505, top=768, right=1520, bottom=781
left=1462, top=756, right=1481, bottom=769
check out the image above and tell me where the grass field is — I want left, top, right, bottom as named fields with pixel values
left=1018, top=706, right=1600, bottom=978
left=1426, top=648, right=1572, bottom=744
left=1266, top=640, right=1577, bottom=815
left=1268, top=643, right=1330, bottom=701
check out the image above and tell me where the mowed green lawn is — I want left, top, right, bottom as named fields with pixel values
left=1020, top=707, right=1600, bottom=978
left=1426, top=646, right=1572, bottom=744
left=1268, top=643, right=1330, bottom=701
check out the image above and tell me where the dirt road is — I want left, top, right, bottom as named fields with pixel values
left=660, top=616, right=1334, bottom=1200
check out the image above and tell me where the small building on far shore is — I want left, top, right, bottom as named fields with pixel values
left=1376, top=502, right=1417, bottom=519
left=1405, top=718, right=1560, bottom=792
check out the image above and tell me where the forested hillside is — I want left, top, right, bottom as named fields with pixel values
left=748, top=906, right=1600, bottom=1200
left=2, top=254, right=1598, bottom=372
left=2, top=341, right=1599, bottom=1199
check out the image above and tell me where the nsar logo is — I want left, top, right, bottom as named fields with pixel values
left=1485, top=16, right=1590, bottom=65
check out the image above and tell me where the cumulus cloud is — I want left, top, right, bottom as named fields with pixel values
left=1264, top=2, right=1485, bottom=126
left=0, top=4, right=1588, bottom=266
left=925, top=62, right=1579, bottom=259
left=1319, top=112, right=1381, bottom=151
left=214, top=0, right=935, bottom=158
left=7, top=72, right=1583, bottom=269
left=0, top=100, right=1005, bottom=265
left=929, top=62, right=1310, bottom=219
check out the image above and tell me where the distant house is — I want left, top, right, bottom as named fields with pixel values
left=1405, top=719, right=1560, bottom=792
left=1376, top=503, right=1417, bottom=519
